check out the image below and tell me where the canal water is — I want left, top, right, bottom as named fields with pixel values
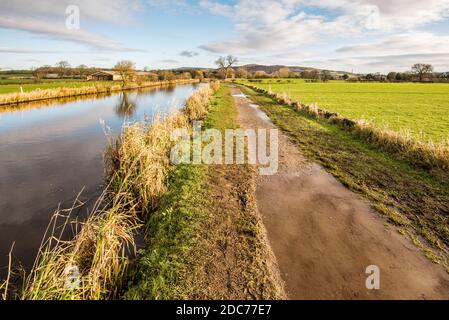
left=0, top=83, right=203, bottom=277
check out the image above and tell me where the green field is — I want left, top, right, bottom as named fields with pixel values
left=0, top=81, right=109, bottom=94
left=240, top=79, right=449, bottom=142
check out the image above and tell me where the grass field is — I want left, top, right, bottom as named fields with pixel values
left=240, top=79, right=449, bottom=143
left=0, top=81, right=109, bottom=94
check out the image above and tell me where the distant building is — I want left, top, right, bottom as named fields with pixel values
left=87, top=70, right=153, bottom=81
left=87, top=71, right=123, bottom=81
left=135, top=71, right=152, bottom=77
left=43, top=73, right=60, bottom=79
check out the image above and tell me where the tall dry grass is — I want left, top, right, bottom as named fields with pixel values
left=246, top=84, right=449, bottom=173
left=108, top=83, right=218, bottom=212
left=0, top=79, right=199, bottom=106
left=21, top=188, right=141, bottom=300
left=1, top=81, right=220, bottom=300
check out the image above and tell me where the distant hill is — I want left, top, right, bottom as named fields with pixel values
left=241, top=64, right=312, bottom=73
left=240, top=64, right=355, bottom=76
left=155, top=64, right=359, bottom=76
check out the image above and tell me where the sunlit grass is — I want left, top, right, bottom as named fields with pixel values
left=240, top=81, right=449, bottom=174
left=240, top=79, right=449, bottom=143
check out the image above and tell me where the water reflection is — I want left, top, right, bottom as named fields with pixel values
left=115, top=92, right=137, bottom=118
left=0, top=83, right=203, bottom=276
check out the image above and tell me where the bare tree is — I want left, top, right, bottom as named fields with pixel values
left=215, top=55, right=238, bottom=80
left=412, top=63, right=433, bottom=82
left=236, top=67, right=248, bottom=79
left=309, top=70, right=320, bottom=81
left=387, top=72, right=397, bottom=82
left=55, top=61, right=71, bottom=78
left=254, top=70, right=268, bottom=79
left=56, top=61, right=71, bottom=68
left=321, top=70, right=332, bottom=82
left=194, top=70, right=205, bottom=80
left=279, top=67, right=292, bottom=78
left=114, top=60, right=136, bottom=86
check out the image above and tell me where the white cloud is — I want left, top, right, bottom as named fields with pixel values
left=0, top=0, right=144, bottom=51
left=335, top=32, right=449, bottom=56
left=0, top=0, right=142, bottom=24
left=303, top=53, right=449, bottom=73
left=196, top=0, right=449, bottom=72
left=199, top=0, right=449, bottom=54
left=0, top=47, right=60, bottom=54
left=180, top=50, right=199, bottom=57
left=327, top=32, right=449, bottom=72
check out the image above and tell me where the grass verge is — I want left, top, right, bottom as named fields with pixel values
left=124, top=85, right=285, bottom=299
left=238, top=85, right=449, bottom=271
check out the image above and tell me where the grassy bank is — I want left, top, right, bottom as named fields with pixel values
left=124, top=85, right=285, bottom=299
left=0, top=81, right=107, bottom=94
left=238, top=85, right=449, bottom=271
left=0, top=79, right=199, bottom=106
left=240, top=82, right=449, bottom=176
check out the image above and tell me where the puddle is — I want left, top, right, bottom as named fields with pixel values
left=232, top=93, right=247, bottom=98
left=248, top=103, right=272, bottom=123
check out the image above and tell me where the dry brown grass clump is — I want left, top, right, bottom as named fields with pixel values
left=108, top=83, right=220, bottom=212
left=21, top=188, right=141, bottom=300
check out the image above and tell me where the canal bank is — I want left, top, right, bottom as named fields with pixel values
left=0, top=79, right=201, bottom=107
left=0, top=82, right=205, bottom=279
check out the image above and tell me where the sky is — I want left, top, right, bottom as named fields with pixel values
left=1, top=0, right=449, bottom=73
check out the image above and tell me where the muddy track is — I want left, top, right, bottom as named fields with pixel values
left=231, top=86, right=449, bottom=300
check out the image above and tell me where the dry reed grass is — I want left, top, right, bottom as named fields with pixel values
left=20, top=188, right=140, bottom=300
left=108, top=83, right=219, bottom=212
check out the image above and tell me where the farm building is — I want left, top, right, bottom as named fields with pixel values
left=87, top=71, right=123, bottom=81
left=43, top=73, right=60, bottom=79
left=87, top=70, right=154, bottom=81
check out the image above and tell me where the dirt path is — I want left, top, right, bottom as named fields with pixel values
left=231, top=86, right=449, bottom=300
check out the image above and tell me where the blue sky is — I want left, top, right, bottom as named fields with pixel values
left=1, top=0, right=449, bottom=73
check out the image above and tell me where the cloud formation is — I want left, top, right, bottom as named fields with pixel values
left=200, top=0, right=449, bottom=54
left=197, top=0, right=449, bottom=71
left=0, top=0, right=144, bottom=51
left=180, top=50, right=199, bottom=57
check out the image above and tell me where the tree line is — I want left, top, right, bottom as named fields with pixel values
left=16, top=59, right=449, bottom=84
left=213, top=57, right=448, bottom=83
